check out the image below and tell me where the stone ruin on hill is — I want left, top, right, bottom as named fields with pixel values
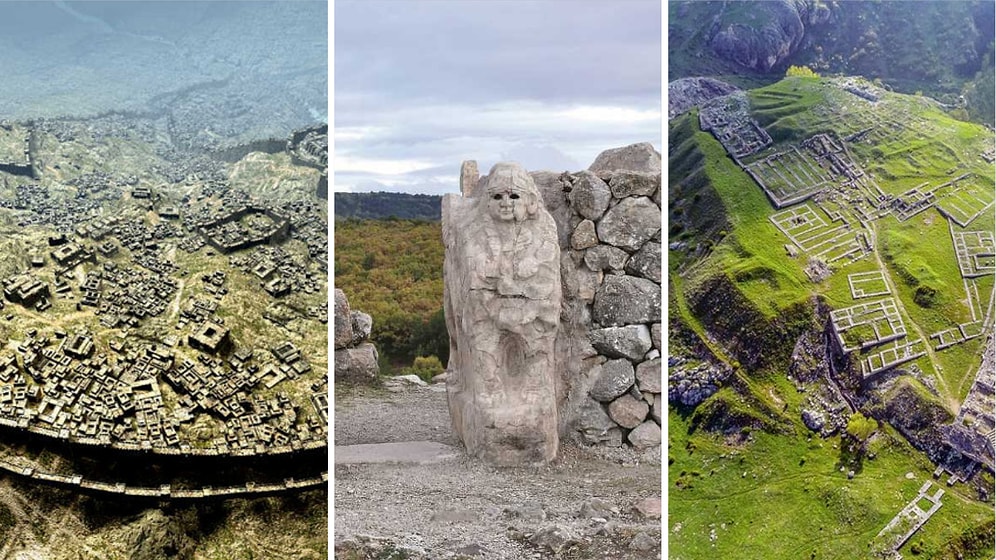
left=444, top=143, right=662, bottom=465
left=333, top=289, right=379, bottom=381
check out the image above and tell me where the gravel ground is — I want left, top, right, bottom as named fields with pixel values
left=333, top=382, right=662, bottom=559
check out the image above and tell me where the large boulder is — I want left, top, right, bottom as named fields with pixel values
left=334, top=342, right=379, bottom=381
left=608, top=393, right=649, bottom=429
left=333, top=289, right=353, bottom=350
left=635, top=358, right=662, bottom=393
left=570, top=219, right=598, bottom=250
left=596, top=197, right=661, bottom=252
left=589, top=359, right=635, bottom=402
left=584, top=245, right=629, bottom=272
left=588, top=143, right=661, bottom=175
left=589, top=325, right=652, bottom=361
left=627, top=420, right=661, bottom=449
left=593, top=276, right=661, bottom=327
left=574, top=397, right=622, bottom=446
left=608, top=172, right=660, bottom=199
left=625, top=241, right=661, bottom=283
left=567, top=171, right=612, bottom=221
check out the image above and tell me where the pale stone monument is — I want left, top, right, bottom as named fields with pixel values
left=442, top=161, right=562, bottom=465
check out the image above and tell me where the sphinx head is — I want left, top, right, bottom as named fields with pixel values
left=484, top=162, right=540, bottom=222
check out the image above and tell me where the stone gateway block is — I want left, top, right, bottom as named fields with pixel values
left=443, top=162, right=561, bottom=466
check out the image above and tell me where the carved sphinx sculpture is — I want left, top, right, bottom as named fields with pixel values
left=442, top=161, right=561, bottom=465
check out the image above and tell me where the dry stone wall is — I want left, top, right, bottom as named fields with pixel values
left=333, top=289, right=379, bottom=381
left=507, top=143, right=663, bottom=449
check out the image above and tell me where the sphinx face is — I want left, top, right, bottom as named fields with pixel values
left=488, top=189, right=526, bottom=222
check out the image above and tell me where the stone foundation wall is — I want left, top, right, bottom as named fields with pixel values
left=526, top=143, right=662, bottom=449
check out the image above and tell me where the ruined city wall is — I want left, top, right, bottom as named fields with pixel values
left=468, top=143, right=663, bottom=449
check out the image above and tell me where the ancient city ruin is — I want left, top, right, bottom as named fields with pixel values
left=0, top=113, right=328, bottom=499
left=690, top=77, right=995, bottom=551
left=435, top=145, right=662, bottom=465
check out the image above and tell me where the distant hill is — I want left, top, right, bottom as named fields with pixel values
left=334, top=192, right=441, bottom=221
left=669, top=0, right=995, bottom=123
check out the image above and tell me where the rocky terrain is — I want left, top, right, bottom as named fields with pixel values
left=667, top=73, right=994, bottom=557
left=669, top=1, right=994, bottom=121
left=668, top=77, right=740, bottom=120
left=334, top=383, right=661, bottom=560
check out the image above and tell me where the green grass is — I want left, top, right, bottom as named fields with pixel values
left=669, top=400, right=994, bottom=560
left=876, top=211, right=987, bottom=404
left=676, top=113, right=811, bottom=319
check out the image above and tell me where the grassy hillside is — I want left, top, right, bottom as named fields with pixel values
left=669, top=1, right=995, bottom=124
left=669, top=76, right=995, bottom=559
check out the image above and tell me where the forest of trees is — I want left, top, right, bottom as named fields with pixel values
left=334, top=218, right=448, bottom=373
left=334, top=192, right=441, bottom=221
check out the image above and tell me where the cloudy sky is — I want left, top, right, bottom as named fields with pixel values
left=334, top=0, right=662, bottom=195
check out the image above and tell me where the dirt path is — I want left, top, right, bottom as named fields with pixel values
left=334, top=384, right=662, bottom=559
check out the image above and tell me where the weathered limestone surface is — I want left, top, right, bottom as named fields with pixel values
left=589, top=325, right=652, bottom=361
left=333, top=289, right=352, bottom=350
left=570, top=220, right=598, bottom=250
left=596, top=197, right=661, bottom=252
left=609, top=172, right=660, bottom=199
left=567, top=171, right=612, bottom=221
left=625, top=241, right=662, bottom=283
left=349, top=310, right=372, bottom=346
left=443, top=162, right=562, bottom=466
left=608, top=394, right=649, bottom=429
left=584, top=245, right=629, bottom=272
left=627, top=420, right=662, bottom=449
left=334, top=290, right=380, bottom=382
left=588, top=142, right=662, bottom=175
left=335, top=342, right=379, bottom=381
left=589, top=359, right=635, bottom=402
left=592, top=275, right=661, bottom=327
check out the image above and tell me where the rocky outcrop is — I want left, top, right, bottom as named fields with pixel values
left=668, top=77, right=740, bottom=120
left=668, top=355, right=732, bottom=407
left=710, top=2, right=805, bottom=72
left=707, top=0, right=834, bottom=73
left=334, top=290, right=379, bottom=382
left=588, top=142, right=662, bottom=175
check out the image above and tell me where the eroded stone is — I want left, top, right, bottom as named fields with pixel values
left=593, top=276, right=661, bottom=327
left=333, top=288, right=352, bottom=350
left=570, top=219, right=598, bottom=250
left=589, top=325, right=652, bottom=361
left=596, top=197, right=661, bottom=252
left=567, top=171, right=611, bottom=221
left=628, top=421, right=661, bottom=449
left=443, top=162, right=561, bottom=466
left=635, top=358, right=662, bottom=393
left=588, top=142, right=662, bottom=175
left=608, top=394, right=649, bottom=428
left=625, top=241, right=661, bottom=283
left=589, top=359, right=635, bottom=402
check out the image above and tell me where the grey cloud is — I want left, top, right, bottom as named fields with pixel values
left=334, top=0, right=661, bottom=194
